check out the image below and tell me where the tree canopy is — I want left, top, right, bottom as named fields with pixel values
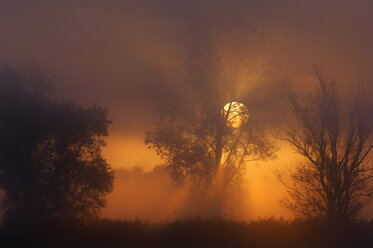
left=146, top=17, right=282, bottom=215
left=0, top=66, right=114, bottom=226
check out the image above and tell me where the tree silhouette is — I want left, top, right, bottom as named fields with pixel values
left=146, top=16, right=281, bottom=215
left=278, top=69, right=373, bottom=222
left=0, top=65, right=114, bottom=227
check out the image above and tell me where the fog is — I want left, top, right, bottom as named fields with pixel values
left=2, top=0, right=373, bottom=221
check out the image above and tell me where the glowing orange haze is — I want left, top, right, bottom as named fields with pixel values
left=102, top=135, right=297, bottom=222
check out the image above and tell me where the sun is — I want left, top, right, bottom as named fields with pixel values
left=223, top=102, right=249, bottom=128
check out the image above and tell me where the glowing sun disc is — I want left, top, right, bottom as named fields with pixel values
left=224, top=102, right=249, bottom=128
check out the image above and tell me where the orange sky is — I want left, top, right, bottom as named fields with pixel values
left=101, top=138, right=300, bottom=221
left=103, top=134, right=161, bottom=172
left=2, top=0, right=373, bottom=221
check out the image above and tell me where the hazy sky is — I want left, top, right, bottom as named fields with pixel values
left=2, top=1, right=373, bottom=152
left=2, top=0, right=373, bottom=220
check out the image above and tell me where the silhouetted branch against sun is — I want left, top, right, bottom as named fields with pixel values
left=223, top=102, right=249, bottom=128
left=146, top=16, right=281, bottom=216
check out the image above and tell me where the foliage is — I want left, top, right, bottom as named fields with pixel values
left=0, top=65, right=114, bottom=226
left=146, top=17, right=280, bottom=213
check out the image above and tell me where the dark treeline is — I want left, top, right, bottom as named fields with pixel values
left=2, top=218, right=373, bottom=247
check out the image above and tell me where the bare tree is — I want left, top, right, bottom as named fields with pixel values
left=278, top=69, right=373, bottom=222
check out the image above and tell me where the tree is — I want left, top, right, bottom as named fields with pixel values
left=146, top=16, right=281, bottom=215
left=279, top=69, right=373, bottom=222
left=0, top=65, right=114, bottom=226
